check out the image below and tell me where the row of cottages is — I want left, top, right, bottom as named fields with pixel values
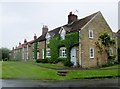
left=10, top=34, right=37, bottom=61
left=33, top=11, right=117, bottom=68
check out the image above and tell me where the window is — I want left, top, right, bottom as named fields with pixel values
left=37, top=52, right=39, bottom=59
left=90, top=48, right=94, bottom=58
left=60, top=27, right=66, bottom=40
left=89, top=30, right=93, bottom=38
left=46, top=48, right=51, bottom=57
left=109, top=48, right=113, bottom=56
left=46, top=33, right=51, bottom=44
left=59, top=47, right=66, bottom=58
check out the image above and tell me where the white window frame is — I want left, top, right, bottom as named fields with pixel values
left=90, top=48, right=94, bottom=58
left=109, top=48, right=113, bottom=56
left=46, top=48, right=51, bottom=58
left=60, top=27, right=66, bottom=40
left=46, top=33, right=51, bottom=44
left=37, top=51, right=39, bottom=59
left=42, top=49, right=44, bottom=59
left=89, top=30, right=93, bottom=39
left=59, top=47, right=67, bottom=58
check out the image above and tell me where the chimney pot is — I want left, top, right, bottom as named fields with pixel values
left=68, top=12, right=78, bottom=24
left=34, top=34, right=37, bottom=40
left=42, top=25, right=48, bottom=35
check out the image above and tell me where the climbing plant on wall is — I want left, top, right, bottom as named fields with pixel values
left=34, top=42, right=37, bottom=60
left=48, top=31, right=79, bottom=66
left=95, top=32, right=115, bottom=65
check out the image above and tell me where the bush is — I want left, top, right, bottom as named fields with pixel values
left=36, top=59, right=48, bottom=63
left=64, top=61, right=73, bottom=67
left=3, top=58, right=8, bottom=61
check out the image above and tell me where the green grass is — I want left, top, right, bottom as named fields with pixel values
left=1, top=61, right=120, bottom=80
left=29, top=62, right=68, bottom=69
left=101, top=64, right=120, bottom=69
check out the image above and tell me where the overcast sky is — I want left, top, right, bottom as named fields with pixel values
left=0, top=0, right=119, bottom=50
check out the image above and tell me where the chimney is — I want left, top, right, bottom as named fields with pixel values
left=19, top=42, right=21, bottom=46
left=12, top=47, right=14, bottom=50
left=34, top=34, right=37, bottom=40
left=68, top=12, right=78, bottom=24
left=42, top=25, right=48, bottom=35
left=24, top=39, right=27, bottom=43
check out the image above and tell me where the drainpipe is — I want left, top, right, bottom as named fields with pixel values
left=79, top=30, right=82, bottom=67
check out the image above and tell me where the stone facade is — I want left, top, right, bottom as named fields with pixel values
left=80, top=12, right=116, bottom=68
left=11, top=11, right=117, bottom=68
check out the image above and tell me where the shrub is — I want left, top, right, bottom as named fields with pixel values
left=64, top=61, right=73, bottom=67
left=3, top=58, right=8, bottom=61
left=36, top=59, right=48, bottom=63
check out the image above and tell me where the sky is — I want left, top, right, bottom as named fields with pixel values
left=0, top=0, right=119, bottom=50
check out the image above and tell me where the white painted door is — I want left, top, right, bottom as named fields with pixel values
left=71, top=47, right=76, bottom=66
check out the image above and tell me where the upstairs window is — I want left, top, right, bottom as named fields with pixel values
left=90, top=48, right=94, bottom=58
left=60, top=27, right=66, bottom=40
left=46, top=48, right=51, bottom=57
left=59, top=47, right=66, bottom=58
left=46, top=33, right=51, bottom=44
left=89, top=30, right=93, bottom=39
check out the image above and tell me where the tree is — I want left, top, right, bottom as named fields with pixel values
left=0, top=47, right=10, bottom=61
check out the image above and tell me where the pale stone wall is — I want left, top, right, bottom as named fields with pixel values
left=39, top=41, right=45, bottom=59
left=80, top=12, right=116, bottom=68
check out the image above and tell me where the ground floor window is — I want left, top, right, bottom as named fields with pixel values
left=109, top=48, right=113, bottom=56
left=37, top=52, right=39, bottom=59
left=90, top=48, right=94, bottom=58
left=59, top=47, right=66, bottom=58
left=46, top=48, right=51, bottom=57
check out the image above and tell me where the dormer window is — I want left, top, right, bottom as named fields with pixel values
left=89, top=30, right=93, bottom=39
left=60, top=27, right=66, bottom=40
left=46, top=33, right=51, bottom=44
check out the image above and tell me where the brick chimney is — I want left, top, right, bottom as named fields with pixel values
left=24, top=39, right=27, bottom=43
left=68, top=12, right=78, bottom=24
left=34, top=34, right=37, bottom=40
left=19, top=42, right=21, bottom=46
left=42, top=25, right=48, bottom=35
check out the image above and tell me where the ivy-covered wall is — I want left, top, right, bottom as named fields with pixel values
left=48, top=32, right=79, bottom=63
left=34, top=42, right=37, bottom=60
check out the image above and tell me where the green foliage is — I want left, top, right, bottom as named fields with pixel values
left=0, top=48, right=10, bottom=61
left=99, top=32, right=115, bottom=46
left=96, top=32, right=116, bottom=65
left=48, top=32, right=79, bottom=66
left=36, top=59, right=48, bottom=63
left=34, top=42, right=37, bottom=60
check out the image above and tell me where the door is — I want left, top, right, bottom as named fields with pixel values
left=70, top=47, right=76, bottom=66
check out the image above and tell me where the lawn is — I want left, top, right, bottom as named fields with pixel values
left=27, top=61, right=68, bottom=69
left=1, top=61, right=120, bottom=80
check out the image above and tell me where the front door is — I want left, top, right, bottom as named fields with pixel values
left=70, top=47, right=76, bottom=66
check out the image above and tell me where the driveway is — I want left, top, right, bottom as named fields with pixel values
left=1, top=78, right=119, bottom=88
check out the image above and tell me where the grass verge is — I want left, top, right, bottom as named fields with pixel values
left=1, top=61, right=120, bottom=80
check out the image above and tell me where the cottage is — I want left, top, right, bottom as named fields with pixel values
left=35, top=11, right=117, bottom=68
left=10, top=35, right=36, bottom=61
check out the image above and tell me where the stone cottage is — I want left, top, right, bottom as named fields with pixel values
left=35, top=11, right=117, bottom=68
left=10, top=35, right=36, bottom=61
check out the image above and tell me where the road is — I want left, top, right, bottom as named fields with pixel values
left=1, top=78, right=120, bottom=89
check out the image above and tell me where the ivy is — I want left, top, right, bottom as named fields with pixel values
left=48, top=32, right=79, bottom=65
left=34, top=42, right=37, bottom=60
left=99, top=32, right=115, bottom=46
left=95, top=32, right=116, bottom=65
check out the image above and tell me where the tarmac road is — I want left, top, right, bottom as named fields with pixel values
left=1, top=78, right=120, bottom=88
